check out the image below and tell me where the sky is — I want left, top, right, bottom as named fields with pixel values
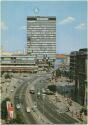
left=1, top=0, right=87, bottom=54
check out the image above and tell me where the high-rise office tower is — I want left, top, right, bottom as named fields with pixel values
left=27, top=16, right=56, bottom=62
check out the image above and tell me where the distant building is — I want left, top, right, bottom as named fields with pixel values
left=27, top=16, right=56, bottom=64
left=56, top=54, right=65, bottom=59
left=70, top=48, right=88, bottom=106
left=55, top=54, right=70, bottom=70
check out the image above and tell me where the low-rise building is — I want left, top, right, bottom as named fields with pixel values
left=1, top=54, right=50, bottom=73
left=1, top=55, right=38, bottom=73
left=55, top=54, right=70, bottom=70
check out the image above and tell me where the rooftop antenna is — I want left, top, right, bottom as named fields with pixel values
left=33, top=7, right=39, bottom=16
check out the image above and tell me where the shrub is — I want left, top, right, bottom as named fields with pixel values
left=4, top=73, right=11, bottom=79
left=47, top=85, right=57, bottom=92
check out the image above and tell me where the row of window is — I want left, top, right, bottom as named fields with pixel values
left=27, top=43, right=56, bottom=46
left=27, top=41, right=56, bottom=44
left=27, top=39, right=56, bottom=41
left=27, top=28, right=56, bottom=31
left=28, top=47, right=56, bottom=50
left=27, top=32, right=56, bottom=35
left=27, top=25, right=56, bottom=27
left=28, top=51, right=56, bottom=53
left=28, top=35, right=56, bottom=37
left=27, top=35, right=56, bottom=37
left=27, top=21, right=56, bottom=24
left=27, top=52, right=56, bottom=56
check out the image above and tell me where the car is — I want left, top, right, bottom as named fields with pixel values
left=47, top=91, right=54, bottom=95
left=34, top=104, right=37, bottom=108
left=2, top=81, right=5, bottom=83
left=14, top=86, right=16, bottom=89
left=10, top=89, right=14, bottom=92
left=23, top=75, right=27, bottom=77
left=37, top=91, right=41, bottom=96
left=26, top=107, right=31, bottom=113
left=29, top=90, right=35, bottom=94
left=42, top=89, right=46, bottom=94
left=46, top=88, right=51, bottom=91
left=46, top=89, right=54, bottom=95
left=16, top=104, right=21, bottom=109
left=15, top=96, right=19, bottom=99
left=29, top=87, right=35, bottom=94
left=31, top=107, right=35, bottom=112
left=42, top=93, right=46, bottom=97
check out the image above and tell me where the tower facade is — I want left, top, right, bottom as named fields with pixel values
left=27, top=16, right=56, bottom=62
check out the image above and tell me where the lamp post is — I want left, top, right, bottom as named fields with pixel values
left=42, top=93, right=46, bottom=122
left=35, top=89, right=38, bottom=108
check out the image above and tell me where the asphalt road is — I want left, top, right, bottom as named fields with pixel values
left=13, top=73, right=78, bottom=124
left=14, top=76, right=37, bottom=124
left=31, top=77, right=78, bottom=124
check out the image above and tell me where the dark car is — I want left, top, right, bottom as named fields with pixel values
left=29, top=90, right=35, bottom=94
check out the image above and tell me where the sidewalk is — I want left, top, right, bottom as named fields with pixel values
left=48, top=77, right=87, bottom=124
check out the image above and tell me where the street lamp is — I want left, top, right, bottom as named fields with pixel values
left=42, top=93, right=46, bottom=122
left=35, top=89, right=38, bottom=107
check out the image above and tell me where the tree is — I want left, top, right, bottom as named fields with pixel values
left=1, top=71, right=4, bottom=77
left=56, top=69, right=61, bottom=77
left=47, top=85, right=57, bottom=92
left=1, top=98, right=10, bottom=120
left=4, top=73, right=11, bottom=79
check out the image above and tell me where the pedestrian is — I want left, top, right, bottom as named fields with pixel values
left=82, top=112, right=84, bottom=121
left=76, top=112, right=79, bottom=119
left=79, top=112, right=82, bottom=120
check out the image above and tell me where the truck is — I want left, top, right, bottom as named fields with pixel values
left=26, top=107, right=31, bottom=113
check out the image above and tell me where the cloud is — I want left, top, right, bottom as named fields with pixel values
left=58, top=16, right=75, bottom=25
left=0, top=21, right=8, bottom=30
left=75, top=23, right=87, bottom=31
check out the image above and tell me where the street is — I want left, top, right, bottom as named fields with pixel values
left=31, top=77, right=78, bottom=124
left=1, top=73, right=86, bottom=124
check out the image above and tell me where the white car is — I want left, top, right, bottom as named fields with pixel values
left=33, top=104, right=37, bottom=109
left=10, top=89, right=14, bottom=92
left=37, top=91, right=41, bottom=96
left=16, top=104, right=21, bottom=109
left=42, top=89, right=46, bottom=94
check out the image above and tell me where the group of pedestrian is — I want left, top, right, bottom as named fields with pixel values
left=65, top=97, right=84, bottom=121
left=68, top=102, right=85, bottom=121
